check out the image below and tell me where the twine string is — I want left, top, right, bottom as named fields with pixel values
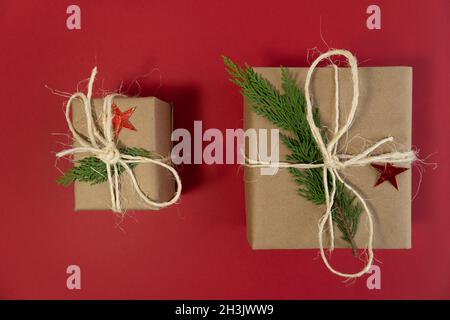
left=56, top=67, right=182, bottom=213
left=246, top=49, right=415, bottom=278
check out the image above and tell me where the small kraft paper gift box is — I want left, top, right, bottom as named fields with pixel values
left=243, top=65, right=413, bottom=251
left=70, top=97, right=175, bottom=211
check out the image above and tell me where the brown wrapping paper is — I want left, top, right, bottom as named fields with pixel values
left=72, top=97, right=175, bottom=210
left=244, top=67, right=412, bottom=249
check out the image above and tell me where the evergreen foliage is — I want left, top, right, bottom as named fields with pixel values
left=224, top=56, right=361, bottom=254
left=57, top=147, right=151, bottom=187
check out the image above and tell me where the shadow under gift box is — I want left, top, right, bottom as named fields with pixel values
left=244, top=67, right=412, bottom=249
left=71, top=97, right=175, bottom=210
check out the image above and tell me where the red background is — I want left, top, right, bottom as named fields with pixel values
left=0, top=0, right=449, bottom=299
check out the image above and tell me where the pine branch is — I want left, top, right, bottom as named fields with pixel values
left=224, top=56, right=362, bottom=254
left=56, top=147, right=152, bottom=187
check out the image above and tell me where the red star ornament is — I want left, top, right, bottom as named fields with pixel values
left=371, top=163, right=409, bottom=190
left=111, top=103, right=137, bottom=136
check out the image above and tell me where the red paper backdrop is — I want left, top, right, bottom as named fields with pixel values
left=0, top=0, right=449, bottom=299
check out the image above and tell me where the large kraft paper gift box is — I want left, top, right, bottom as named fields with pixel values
left=72, top=97, right=175, bottom=210
left=244, top=67, right=412, bottom=249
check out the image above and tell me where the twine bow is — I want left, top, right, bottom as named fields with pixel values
left=56, top=67, right=182, bottom=213
left=246, top=49, right=415, bottom=278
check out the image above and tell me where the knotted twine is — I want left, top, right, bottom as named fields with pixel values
left=246, top=49, right=416, bottom=278
left=56, top=67, right=182, bottom=213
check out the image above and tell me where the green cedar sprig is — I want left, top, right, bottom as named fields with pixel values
left=223, top=56, right=361, bottom=255
left=56, top=147, right=152, bottom=187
